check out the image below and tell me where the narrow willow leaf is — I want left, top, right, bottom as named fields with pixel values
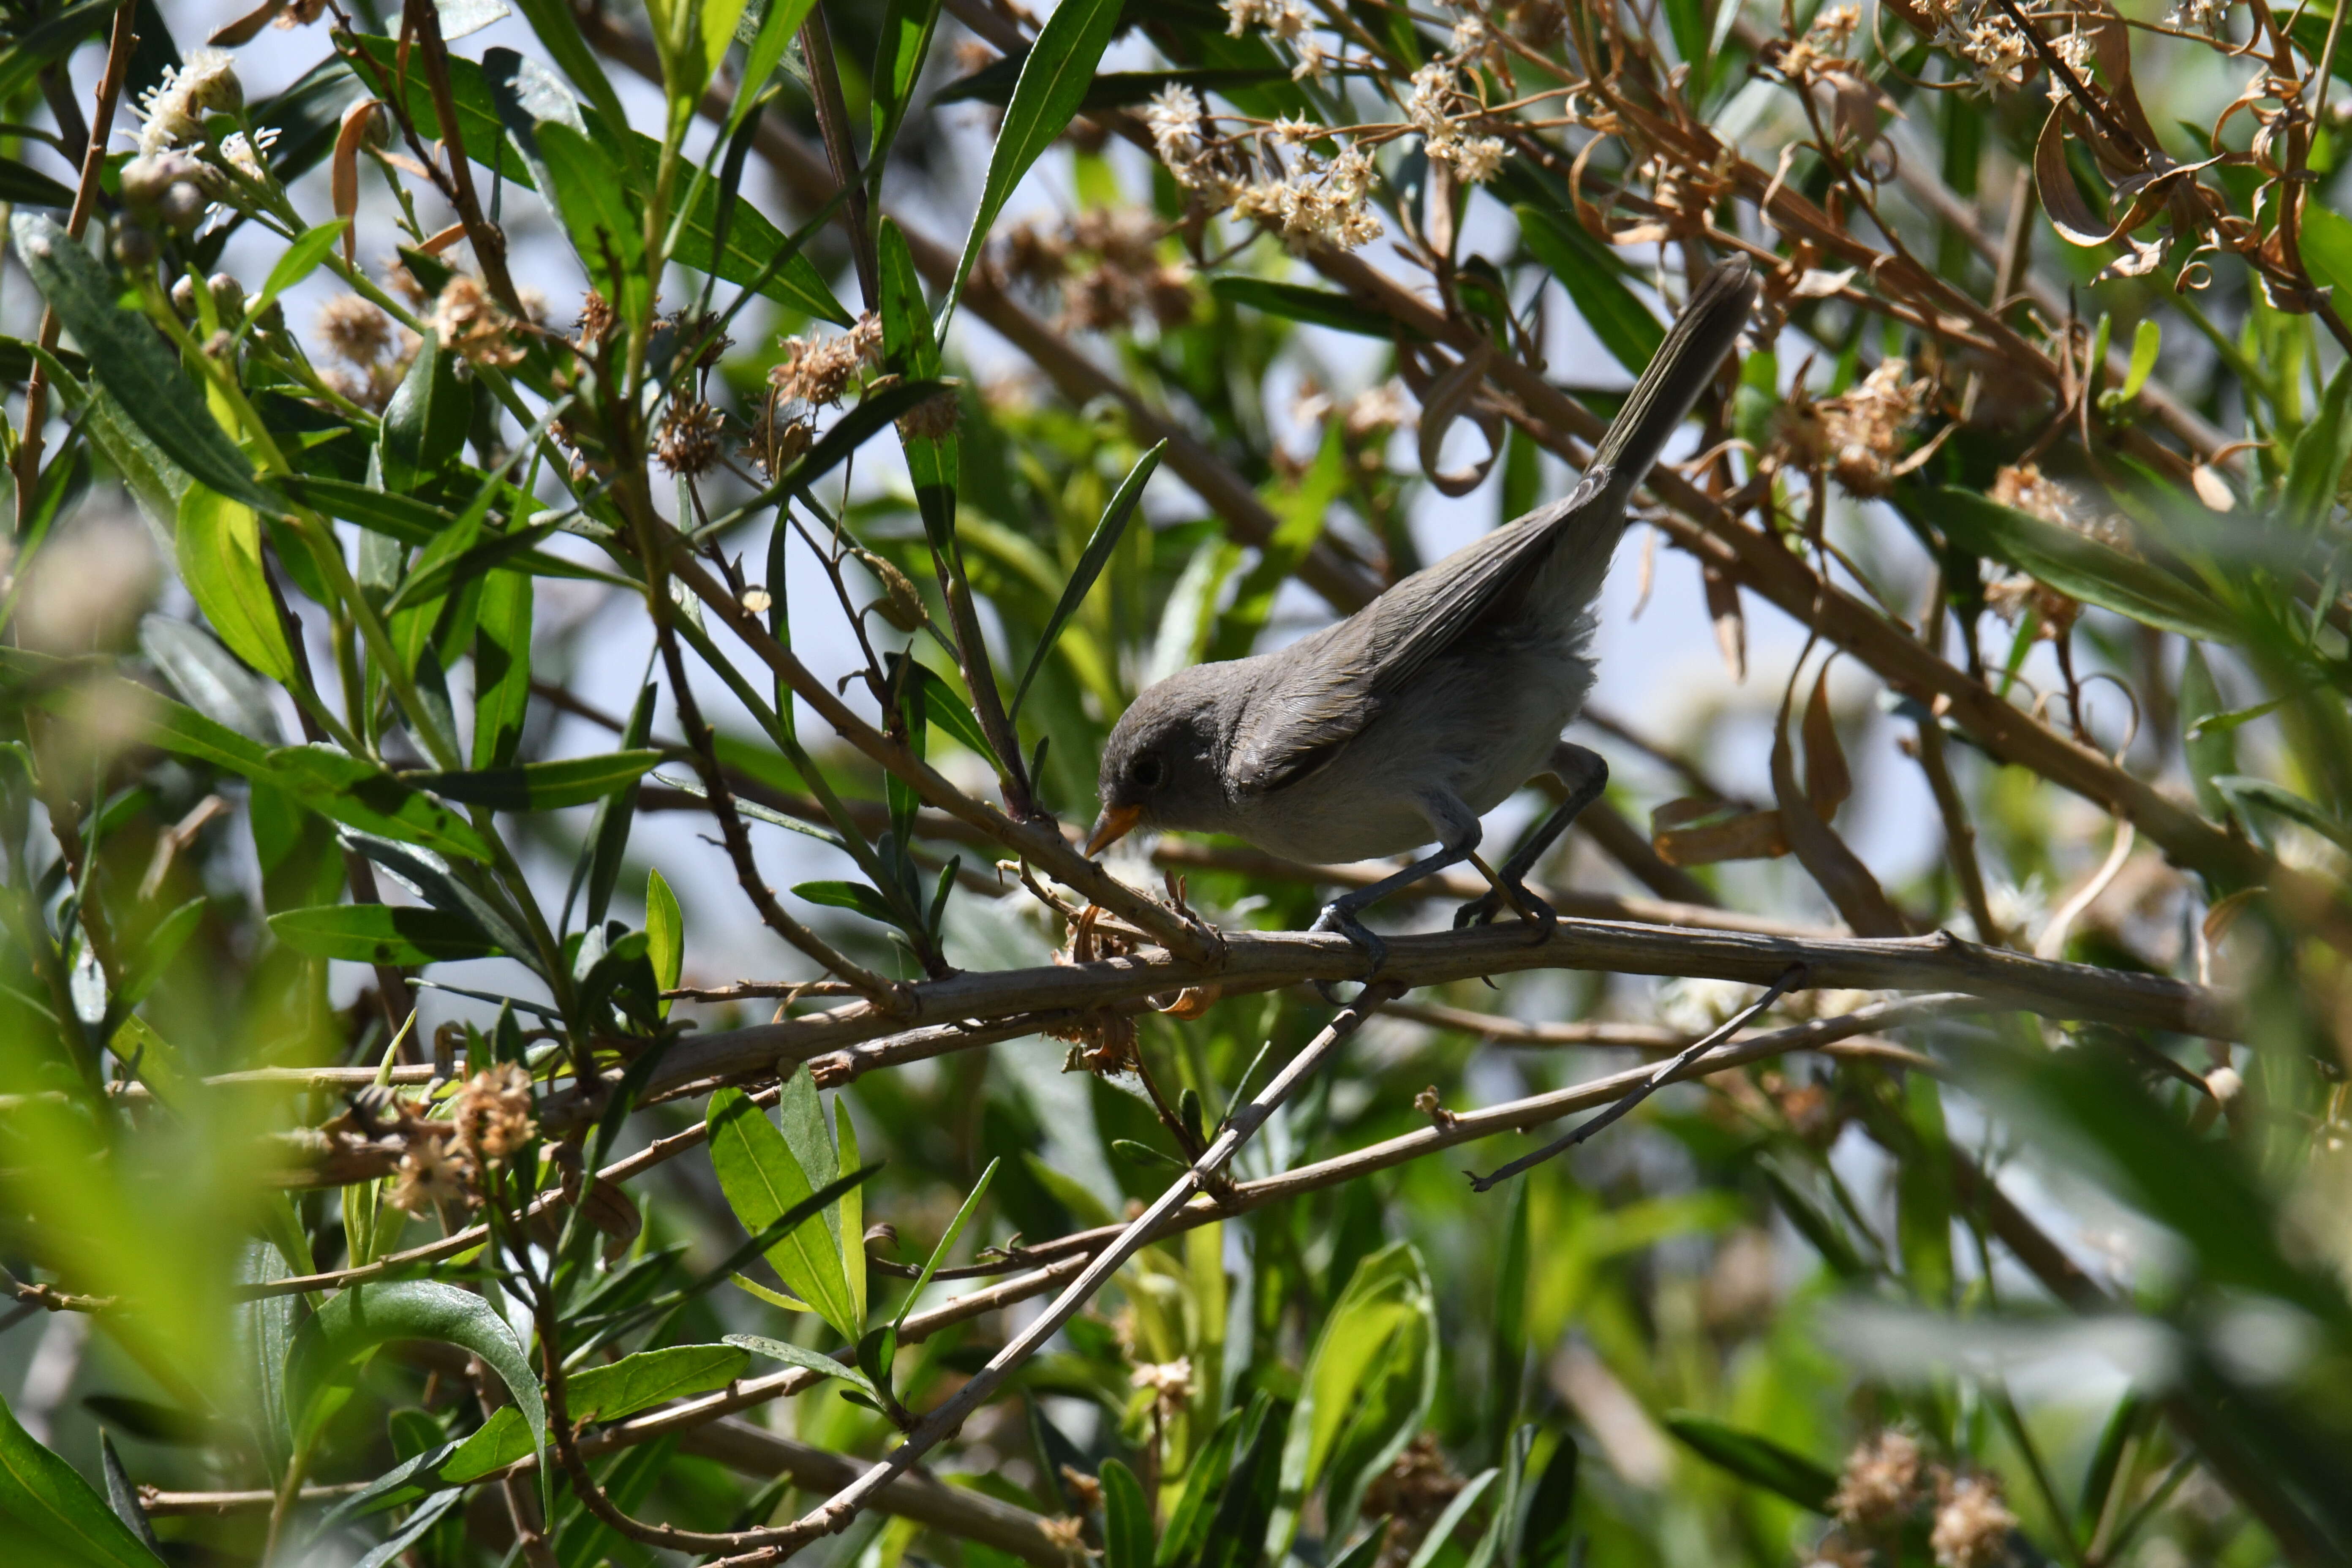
left=1402, top=1468, right=1497, bottom=1568
left=471, top=569, right=532, bottom=769
left=2213, top=775, right=2352, bottom=851
left=724, top=1334, right=879, bottom=1398
left=403, top=750, right=664, bottom=812
left=1209, top=277, right=1403, bottom=338
left=895, top=1157, right=997, bottom=1329
left=176, top=486, right=295, bottom=682
left=0, top=1391, right=166, bottom=1567
left=1921, top=487, right=2238, bottom=642
left=267, top=904, right=504, bottom=965
left=245, top=219, right=351, bottom=331
left=265, top=743, right=495, bottom=863
left=284, top=1282, right=543, bottom=1454
left=1519, top=1433, right=1580, bottom=1563
left=0, top=156, right=76, bottom=208
left=1515, top=204, right=1665, bottom=376
left=645, top=868, right=683, bottom=1018
left=378, top=329, right=468, bottom=492
left=566, top=1344, right=749, bottom=1422
left=0, top=0, right=125, bottom=111
left=705, top=1088, right=862, bottom=1342
left=935, top=0, right=1123, bottom=340
left=869, top=0, right=943, bottom=156
left=12, top=215, right=278, bottom=514
left=1012, top=441, right=1164, bottom=718
left=1661, top=1412, right=1837, bottom=1510
left=1102, top=1458, right=1155, bottom=1568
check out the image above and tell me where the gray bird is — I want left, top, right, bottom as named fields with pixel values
left=1087, top=255, right=1759, bottom=970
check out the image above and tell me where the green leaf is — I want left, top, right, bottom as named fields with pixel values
left=0, top=1391, right=166, bottom=1568
left=268, top=904, right=504, bottom=965
left=723, top=1334, right=880, bottom=1398
left=1661, top=1412, right=1837, bottom=1511
left=378, top=329, right=469, bottom=492
left=2212, top=775, right=2352, bottom=851
left=2178, top=643, right=2236, bottom=823
left=2300, top=200, right=2352, bottom=307
left=1208, top=277, right=1404, bottom=338
left=285, top=1282, right=544, bottom=1455
left=1102, top=1458, right=1156, bottom=1568
left=936, top=0, right=1123, bottom=340
left=247, top=219, right=351, bottom=331
left=403, top=751, right=664, bottom=812
left=1270, top=1242, right=1437, bottom=1552
left=2284, top=357, right=2352, bottom=531
left=0, top=156, right=76, bottom=209
left=1918, top=487, right=2239, bottom=642
left=2122, top=318, right=2160, bottom=402
left=538, top=121, right=648, bottom=314
left=790, top=879, right=902, bottom=927
left=0, top=1, right=124, bottom=111
left=1158, top=1407, right=1245, bottom=1566
left=896, top=1157, right=997, bottom=1329
left=1515, top=205, right=1665, bottom=376
left=565, top=1344, right=749, bottom=1422
left=836, top=1099, right=865, bottom=1328
left=504, top=0, right=635, bottom=154
left=645, top=867, right=683, bottom=1017
left=265, top=743, right=495, bottom=863
left=870, top=0, right=943, bottom=156
left=176, top=486, right=295, bottom=682
left=1402, top=1467, right=1497, bottom=1568
left=11, top=215, right=278, bottom=515
left=472, top=569, right=533, bottom=769
left=1519, top=1433, right=1580, bottom=1563
left=1012, top=441, right=1163, bottom=718
left=705, top=1087, right=862, bottom=1342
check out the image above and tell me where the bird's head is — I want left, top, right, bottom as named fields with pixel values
left=1088, top=665, right=1238, bottom=855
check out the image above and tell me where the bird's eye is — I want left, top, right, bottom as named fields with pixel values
left=1130, top=754, right=1167, bottom=790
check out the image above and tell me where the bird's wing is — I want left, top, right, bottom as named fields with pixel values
left=1224, top=255, right=1759, bottom=798
left=1224, top=485, right=1605, bottom=795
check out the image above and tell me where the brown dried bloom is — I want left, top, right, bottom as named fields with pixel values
left=741, top=404, right=814, bottom=479
left=1059, top=1465, right=1104, bottom=1513
left=1047, top=905, right=1139, bottom=1071
left=1039, top=1515, right=1087, bottom=1550
left=1930, top=1475, right=2017, bottom=1568
left=1131, top=1357, right=1193, bottom=1414
left=453, top=1062, right=536, bottom=1165
left=1990, top=463, right=2134, bottom=551
left=389, top=1132, right=474, bottom=1213
left=1816, top=358, right=1934, bottom=496
left=770, top=313, right=882, bottom=407
left=1363, top=1433, right=1465, bottom=1568
left=575, top=289, right=615, bottom=349
left=279, top=0, right=329, bottom=26
left=1830, top=1429, right=1925, bottom=1530
left=428, top=276, right=526, bottom=369
left=656, top=397, right=725, bottom=476
left=316, top=294, right=392, bottom=365
left=1984, top=573, right=2082, bottom=640
left=384, top=261, right=428, bottom=308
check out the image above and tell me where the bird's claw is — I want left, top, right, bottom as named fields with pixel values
left=1310, top=901, right=1387, bottom=1002
left=1454, top=880, right=1559, bottom=945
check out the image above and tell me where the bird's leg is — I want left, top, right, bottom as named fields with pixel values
left=1455, top=743, right=1609, bottom=939
left=1312, top=793, right=1480, bottom=998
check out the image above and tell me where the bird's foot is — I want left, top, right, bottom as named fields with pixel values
left=1454, top=878, right=1559, bottom=945
left=1309, top=901, right=1388, bottom=1002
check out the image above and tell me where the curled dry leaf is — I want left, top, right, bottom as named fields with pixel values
left=1650, top=796, right=1791, bottom=866
left=332, top=100, right=384, bottom=267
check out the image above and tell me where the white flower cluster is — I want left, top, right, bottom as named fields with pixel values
left=136, top=48, right=241, bottom=156
left=1223, top=0, right=1308, bottom=39
left=1407, top=58, right=1509, bottom=184
left=1232, top=145, right=1385, bottom=250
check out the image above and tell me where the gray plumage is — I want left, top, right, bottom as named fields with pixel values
left=1091, top=256, right=1759, bottom=956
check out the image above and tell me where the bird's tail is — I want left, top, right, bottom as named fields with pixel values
left=1585, top=253, right=1759, bottom=498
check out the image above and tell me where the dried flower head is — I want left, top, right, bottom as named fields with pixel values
left=1059, top=1465, right=1104, bottom=1513
left=1131, top=1357, right=1194, bottom=1411
left=1830, top=1429, right=1925, bottom=1530
left=384, top=262, right=429, bottom=308
left=453, top=1062, right=536, bottom=1165
left=14, top=516, right=159, bottom=655
left=1991, top=462, right=2134, bottom=550
left=1930, top=1475, right=2018, bottom=1568
left=316, top=294, right=392, bottom=366
left=389, top=1132, right=474, bottom=1213
left=770, top=313, right=882, bottom=407
left=741, top=405, right=814, bottom=479
left=428, top=275, right=527, bottom=369
left=1364, top=1433, right=1465, bottom=1568
left=1815, top=357, right=1935, bottom=496
left=656, top=398, right=725, bottom=476
left=574, top=289, right=615, bottom=350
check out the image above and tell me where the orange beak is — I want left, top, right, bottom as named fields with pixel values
left=1085, top=803, right=1143, bottom=857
